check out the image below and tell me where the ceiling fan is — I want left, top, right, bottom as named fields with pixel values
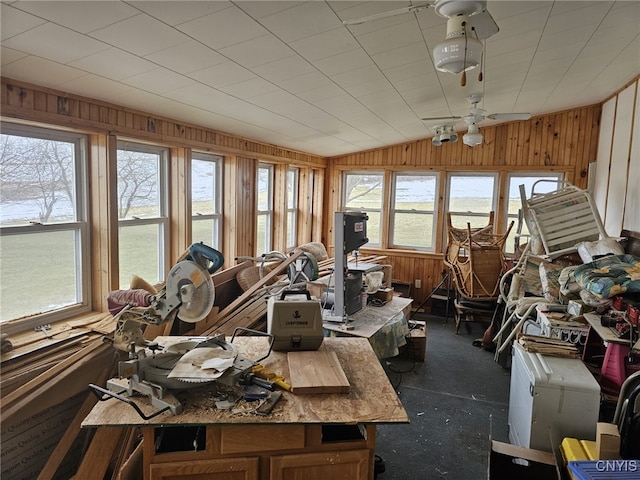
left=422, top=93, right=532, bottom=146
left=343, top=0, right=500, bottom=85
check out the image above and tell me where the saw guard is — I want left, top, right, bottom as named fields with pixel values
left=166, top=259, right=215, bottom=323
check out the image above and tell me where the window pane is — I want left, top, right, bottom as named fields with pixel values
left=393, top=212, right=435, bottom=248
left=287, top=211, right=296, bottom=247
left=344, top=174, right=383, bottom=211
left=256, top=215, right=268, bottom=255
left=287, top=169, right=296, bottom=209
left=394, top=175, right=436, bottom=209
left=392, top=174, right=437, bottom=249
left=119, top=223, right=160, bottom=287
left=0, top=230, right=79, bottom=321
left=448, top=175, right=496, bottom=229
left=192, top=217, right=216, bottom=248
left=257, top=167, right=271, bottom=211
left=117, top=149, right=160, bottom=219
left=1, top=134, right=77, bottom=225
left=192, top=159, right=216, bottom=215
left=192, top=154, right=221, bottom=249
left=344, top=173, right=383, bottom=246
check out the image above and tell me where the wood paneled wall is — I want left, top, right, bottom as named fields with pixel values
left=323, top=105, right=602, bottom=308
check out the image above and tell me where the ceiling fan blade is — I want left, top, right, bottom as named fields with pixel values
left=487, top=113, right=532, bottom=121
left=342, top=2, right=433, bottom=25
left=421, top=115, right=463, bottom=122
left=469, top=9, right=499, bottom=40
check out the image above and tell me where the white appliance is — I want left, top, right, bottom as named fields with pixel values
left=508, top=341, right=601, bottom=452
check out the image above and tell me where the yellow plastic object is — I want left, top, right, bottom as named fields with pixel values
left=561, top=437, right=590, bottom=462
left=252, top=364, right=292, bottom=392
left=561, top=438, right=598, bottom=480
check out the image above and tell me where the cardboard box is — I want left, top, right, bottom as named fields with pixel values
left=372, top=287, right=394, bottom=303
left=488, top=440, right=561, bottom=480
left=399, top=321, right=426, bottom=362
left=596, top=422, right=621, bottom=460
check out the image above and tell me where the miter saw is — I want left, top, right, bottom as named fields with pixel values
left=90, top=243, right=279, bottom=419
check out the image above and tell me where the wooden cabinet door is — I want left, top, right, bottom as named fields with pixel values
left=269, top=449, right=370, bottom=480
left=149, top=457, right=259, bottom=480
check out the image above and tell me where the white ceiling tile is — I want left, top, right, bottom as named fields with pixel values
left=3, top=22, right=110, bottom=64
left=290, top=27, right=359, bottom=62
left=69, top=47, right=157, bottom=81
left=259, top=2, right=344, bottom=42
left=90, top=14, right=189, bottom=57
left=371, top=42, right=431, bottom=71
left=313, top=49, right=374, bottom=76
left=8, top=1, right=139, bottom=34
left=1, top=46, right=29, bottom=66
left=295, top=83, right=349, bottom=103
left=129, top=1, right=230, bottom=26
left=189, top=61, right=256, bottom=88
left=219, top=77, right=280, bottom=99
left=1, top=55, right=87, bottom=87
left=144, top=41, right=227, bottom=74
left=121, top=68, right=196, bottom=94
left=218, top=34, right=293, bottom=68
left=234, top=1, right=305, bottom=20
left=252, top=55, right=317, bottom=83
left=177, top=6, right=268, bottom=50
left=278, top=72, right=334, bottom=96
left=356, top=20, right=425, bottom=55
left=0, top=5, right=46, bottom=40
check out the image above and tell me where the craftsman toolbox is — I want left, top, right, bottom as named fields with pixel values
left=508, top=341, right=601, bottom=452
left=267, top=290, right=323, bottom=351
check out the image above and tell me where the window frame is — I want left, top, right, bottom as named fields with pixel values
left=191, top=152, right=223, bottom=250
left=505, top=172, right=564, bottom=254
left=390, top=171, right=440, bottom=251
left=0, top=123, right=90, bottom=332
left=445, top=172, right=499, bottom=230
left=256, top=163, right=274, bottom=255
left=342, top=171, right=385, bottom=247
left=116, top=141, right=170, bottom=288
left=286, top=167, right=299, bottom=249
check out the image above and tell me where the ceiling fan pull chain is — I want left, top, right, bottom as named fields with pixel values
left=461, top=23, right=469, bottom=87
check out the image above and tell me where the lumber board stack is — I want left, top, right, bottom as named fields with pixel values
left=517, top=334, right=580, bottom=358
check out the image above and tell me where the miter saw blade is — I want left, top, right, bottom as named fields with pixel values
left=166, top=259, right=215, bottom=323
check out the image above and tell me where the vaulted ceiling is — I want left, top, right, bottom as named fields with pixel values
left=1, top=1, right=639, bottom=156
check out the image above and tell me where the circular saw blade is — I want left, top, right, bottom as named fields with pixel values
left=166, top=260, right=215, bottom=323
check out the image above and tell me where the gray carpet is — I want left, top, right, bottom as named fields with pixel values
left=375, top=315, right=511, bottom=479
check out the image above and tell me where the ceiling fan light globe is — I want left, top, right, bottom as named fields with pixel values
left=450, top=133, right=459, bottom=143
left=433, top=36, right=482, bottom=74
left=432, top=136, right=442, bottom=146
left=463, top=131, right=483, bottom=146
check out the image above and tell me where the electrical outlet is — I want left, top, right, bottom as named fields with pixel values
left=415, top=279, right=421, bottom=289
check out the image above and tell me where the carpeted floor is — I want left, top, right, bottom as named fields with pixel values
left=374, top=314, right=511, bottom=479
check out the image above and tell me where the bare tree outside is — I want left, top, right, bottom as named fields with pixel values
left=0, top=134, right=75, bottom=224
left=117, top=149, right=159, bottom=219
left=344, top=174, right=382, bottom=206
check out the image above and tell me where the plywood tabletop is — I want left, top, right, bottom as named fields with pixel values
left=82, top=336, right=409, bottom=428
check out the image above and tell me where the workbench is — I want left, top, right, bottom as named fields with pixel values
left=322, top=296, right=413, bottom=359
left=82, top=336, right=409, bottom=480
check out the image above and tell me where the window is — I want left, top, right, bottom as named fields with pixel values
left=0, top=124, right=89, bottom=327
left=191, top=153, right=223, bottom=250
left=117, top=142, right=169, bottom=288
left=505, top=173, right=563, bottom=253
left=287, top=168, right=299, bottom=249
left=446, top=173, right=498, bottom=230
left=391, top=173, right=439, bottom=250
left=343, top=172, right=384, bottom=246
left=256, top=163, right=274, bottom=255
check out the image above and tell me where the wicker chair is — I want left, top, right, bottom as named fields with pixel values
left=444, top=212, right=513, bottom=333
